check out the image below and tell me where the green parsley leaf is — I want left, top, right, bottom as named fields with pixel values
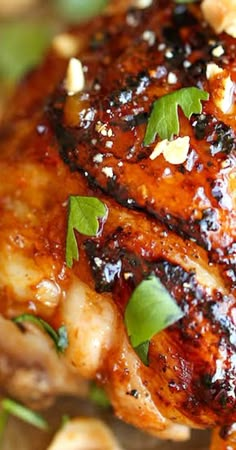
left=134, top=341, right=150, bottom=366
left=89, top=383, right=110, bottom=408
left=13, top=314, right=68, bottom=353
left=1, top=399, right=48, bottom=430
left=125, top=275, right=184, bottom=364
left=144, top=87, right=209, bottom=144
left=66, top=196, right=107, bottom=268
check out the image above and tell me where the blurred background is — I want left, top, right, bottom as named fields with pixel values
left=0, top=0, right=108, bottom=120
left=0, top=1, right=210, bottom=448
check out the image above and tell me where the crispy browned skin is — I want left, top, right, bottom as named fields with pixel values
left=0, top=0, right=236, bottom=447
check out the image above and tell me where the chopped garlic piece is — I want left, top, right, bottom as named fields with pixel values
left=218, top=75, right=235, bottom=113
left=65, top=58, right=85, bottom=96
left=206, top=63, right=235, bottom=113
left=167, top=72, right=177, bottom=84
left=133, top=0, right=153, bottom=8
left=206, top=63, right=223, bottom=79
left=150, top=137, right=190, bottom=165
left=212, top=45, right=225, bottom=57
left=47, top=418, right=123, bottom=450
left=163, top=137, right=190, bottom=165
left=102, top=167, right=114, bottom=178
left=201, top=0, right=236, bottom=38
left=149, top=139, right=167, bottom=160
left=52, top=34, right=80, bottom=58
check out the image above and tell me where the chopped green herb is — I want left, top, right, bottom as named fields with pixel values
left=61, top=414, right=70, bottom=428
left=175, top=0, right=198, bottom=3
left=144, top=87, right=209, bottom=144
left=1, top=399, right=48, bottom=431
left=134, top=341, right=150, bottom=366
left=89, top=383, right=110, bottom=408
left=125, top=275, right=184, bottom=365
left=66, top=196, right=107, bottom=268
left=55, top=0, right=108, bottom=22
left=0, top=409, right=9, bottom=444
left=13, top=314, right=68, bottom=353
left=57, top=326, right=69, bottom=353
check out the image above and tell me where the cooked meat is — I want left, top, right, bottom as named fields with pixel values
left=47, top=417, right=124, bottom=450
left=0, top=1, right=235, bottom=448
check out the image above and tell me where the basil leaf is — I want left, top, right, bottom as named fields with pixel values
left=144, top=87, right=209, bottom=144
left=13, top=314, right=68, bottom=353
left=89, top=383, right=110, bottom=408
left=125, top=275, right=184, bottom=351
left=55, top=0, right=108, bottom=22
left=66, top=196, right=107, bottom=268
left=1, top=399, right=48, bottom=431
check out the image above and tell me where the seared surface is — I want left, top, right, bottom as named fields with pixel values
left=0, top=0, right=235, bottom=444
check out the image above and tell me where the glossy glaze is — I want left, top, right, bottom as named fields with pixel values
left=0, top=1, right=235, bottom=448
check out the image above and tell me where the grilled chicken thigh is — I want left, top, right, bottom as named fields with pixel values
left=0, top=0, right=235, bottom=448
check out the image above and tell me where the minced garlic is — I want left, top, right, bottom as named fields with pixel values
left=206, top=63, right=235, bottom=114
left=133, top=0, right=153, bottom=8
left=47, top=418, right=123, bottom=450
left=201, top=0, right=236, bottom=38
left=52, top=33, right=80, bottom=59
left=150, top=137, right=190, bottom=165
left=65, top=58, right=85, bottom=96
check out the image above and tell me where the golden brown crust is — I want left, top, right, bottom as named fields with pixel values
left=0, top=0, right=236, bottom=445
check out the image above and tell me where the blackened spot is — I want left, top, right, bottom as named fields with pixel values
left=126, top=71, right=150, bottom=91
left=202, top=373, right=213, bottom=389
left=189, top=31, right=207, bottom=50
left=90, top=31, right=110, bottom=50
left=200, top=208, right=219, bottom=233
left=187, top=59, right=206, bottom=82
left=210, top=122, right=236, bottom=156
left=163, top=26, right=182, bottom=46
left=173, top=4, right=198, bottom=27
left=193, top=114, right=210, bottom=140
left=121, top=111, right=149, bottom=129
left=109, top=89, right=133, bottom=107
left=126, top=389, right=139, bottom=399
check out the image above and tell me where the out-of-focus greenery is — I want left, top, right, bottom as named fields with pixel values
left=0, top=0, right=109, bottom=84
left=55, top=0, right=108, bottom=22
left=0, top=22, right=54, bottom=81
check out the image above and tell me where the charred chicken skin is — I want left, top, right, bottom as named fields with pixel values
left=0, top=0, right=236, bottom=448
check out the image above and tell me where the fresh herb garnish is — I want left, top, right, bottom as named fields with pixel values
left=66, top=195, right=107, bottom=268
left=134, top=341, right=150, bottom=366
left=1, top=399, right=48, bottom=430
left=0, top=409, right=9, bottom=444
left=144, top=87, right=209, bottom=144
left=175, top=0, right=198, bottom=3
left=13, top=314, right=68, bottom=353
left=125, top=275, right=184, bottom=365
left=61, top=414, right=70, bottom=428
left=89, top=383, right=110, bottom=408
